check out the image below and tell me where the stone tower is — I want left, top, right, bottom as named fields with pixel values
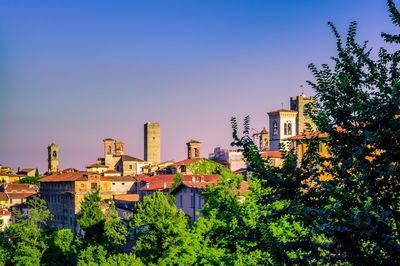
left=290, top=93, right=315, bottom=134
left=144, top=122, right=160, bottom=164
left=259, top=128, right=270, bottom=152
left=103, top=138, right=114, bottom=168
left=187, top=140, right=201, bottom=160
left=114, top=140, right=124, bottom=156
left=268, top=109, right=297, bottom=151
left=48, top=143, right=59, bottom=173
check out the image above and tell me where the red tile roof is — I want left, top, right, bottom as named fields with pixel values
left=116, top=155, right=145, bottom=162
left=173, top=158, right=201, bottom=168
left=139, top=174, right=220, bottom=191
left=4, top=183, right=37, bottom=192
left=7, top=192, right=37, bottom=199
left=113, top=194, right=139, bottom=202
left=103, top=169, right=119, bottom=174
left=260, top=151, right=283, bottom=158
left=100, top=176, right=136, bottom=182
left=86, top=163, right=108, bottom=168
left=39, top=172, right=87, bottom=182
left=285, top=131, right=329, bottom=141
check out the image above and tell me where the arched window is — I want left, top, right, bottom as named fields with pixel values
left=287, top=121, right=292, bottom=135
left=273, top=121, right=278, bottom=136
left=52, top=151, right=57, bottom=158
left=284, top=123, right=288, bottom=135
left=107, top=146, right=111, bottom=154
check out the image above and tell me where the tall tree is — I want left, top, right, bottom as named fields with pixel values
left=77, top=190, right=105, bottom=243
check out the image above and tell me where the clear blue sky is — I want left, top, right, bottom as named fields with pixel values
left=0, top=0, right=396, bottom=172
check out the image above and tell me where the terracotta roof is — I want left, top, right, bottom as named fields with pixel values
left=39, top=172, right=87, bottom=182
left=7, top=192, right=37, bottom=199
left=115, top=155, right=145, bottom=162
left=260, top=151, right=283, bottom=158
left=86, top=163, right=108, bottom=168
left=4, top=183, right=38, bottom=192
left=61, top=168, right=79, bottom=173
left=173, top=158, right=201, bottom=168
left=140, top=183, right=172, bottom=191
left=170, top=179, right=248, bottom=195
left=268, top=109, right=297, bottom=114
left=19, top=168, right=36, bottom=173
left=113, top=194, right=139, bottom=202
left=0, top=208, right=11, bottom=216
left=239, top=181, right=249, bottom=193
left=100, top=176, right=136, bottom=182
left=103, top=138, right=114, bottom=142
left=103, top=169, right=119, bottom=174
left=0, top=192, right=8, bottom=201
left=187, top=139, right=201, bottom=144
left=285, top=131, right=329, bottom=141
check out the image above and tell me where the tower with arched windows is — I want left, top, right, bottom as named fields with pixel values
left=48, top=142, right=59, bottom=173
left=267, top=109, right=297, bottom=151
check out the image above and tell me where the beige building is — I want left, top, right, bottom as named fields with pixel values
left=0, top=208, right=11, bottom=231
left=187, top=140, right=201, bottom=160
left=290, top=94, right=315, bottom=134
left=39, top=172, right=139, bottom=233
left=48, top=143, right=59, bottom=174
left=144, top=122, right=161, bottom=164
left=98, top=138, right=150, bottom=176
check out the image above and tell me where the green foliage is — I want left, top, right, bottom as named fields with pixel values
left=169, top=173, right=183, bottom=192
left=104, top=201, right=127, bottom=250
left=20, top=175, right=41, bottom=187
left=43, top=229, right=81, bottom=266
left=77, top=190, right=105, bottom=243
left=187, top=158, right=225, bottom=174
left=131, top=191, right=195, bottom=265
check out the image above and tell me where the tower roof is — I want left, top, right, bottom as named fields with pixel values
left=267, top=109, right=297, bottom=114
left=103, top=138, right=114, bottom=142
left=187, top=139, right=201, bottom=144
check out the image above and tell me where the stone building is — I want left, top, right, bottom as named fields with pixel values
left=144, top=122, right=161, bottom=164
left=187, top=140, right=201, bottom=160
left=268, top=109, right=298, bottom=151
left=290, top=93, right=315, bottom=133
left=208, top=147, right=246, bottom=172
left=97, top=138, right=149, bottom=176
left=48, top=143, right=59, bottom=174
left=39, top=171, right=138, bottom=233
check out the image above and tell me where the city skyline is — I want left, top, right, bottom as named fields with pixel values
left=0, top=0, right=396, bottom=171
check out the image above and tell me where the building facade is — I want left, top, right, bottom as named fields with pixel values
left=144, top=122, right=161, bottom=164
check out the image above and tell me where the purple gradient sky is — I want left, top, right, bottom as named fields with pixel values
left=0, top=0, right=396, bottom=172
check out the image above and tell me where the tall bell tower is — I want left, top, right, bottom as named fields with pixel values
left=48, top=143, right=59, bottom=173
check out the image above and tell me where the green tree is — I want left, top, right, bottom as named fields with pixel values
left=20, top=175, right=42, bottom=187
left=169, top=173, right=183, bottom=192
left=130, top=191, right=196, bottom=265
left=104, top=201, right=127, bottom=251
left=187, top=158, right=225, bottom=174
left=42, top=229, right=81, bottom=266
left=77, top=190, right=105, bottom=243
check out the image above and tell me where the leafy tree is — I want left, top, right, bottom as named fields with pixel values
left=187, top=158, right=225, bottom=174
left=77, top=190, right=105, bottom=243
left=130, top=191, right=196, bottom=265
left=77, top=245, right=108, bottom=266
left=20, top=175, right=41, bottom=187
left=169, top=173, right=183, bottom=192
left=104, top=201, right=127, bottom=251
left=42, top=229, right=81, bottom=266
left=306, top=2, right=400, bottom=262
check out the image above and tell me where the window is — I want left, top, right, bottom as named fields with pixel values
left=287, top=121, right=292, bottom=135
left=122, top=183, right=125, bottom=185
left=190, top=193, right=195, bottom=208
left=107, top=146, right=111, bottom=154
left=179, top=194, right=183, bottom=208
left=91, top=183, right=98, bottom=191
left=273, top=121, right=278, bottom=136
left=53, top=151, right=57, bottom=158
left=284, top=121, right=292, bottom=135
left=129, top=164, right=133, bottom=170
left=112, top=183, right=115, bottom=185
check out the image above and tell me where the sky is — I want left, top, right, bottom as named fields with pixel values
left=0, top=0, right=396, bottom=172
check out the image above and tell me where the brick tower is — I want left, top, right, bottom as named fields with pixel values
left=187, top=140, right=201, bottom=159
